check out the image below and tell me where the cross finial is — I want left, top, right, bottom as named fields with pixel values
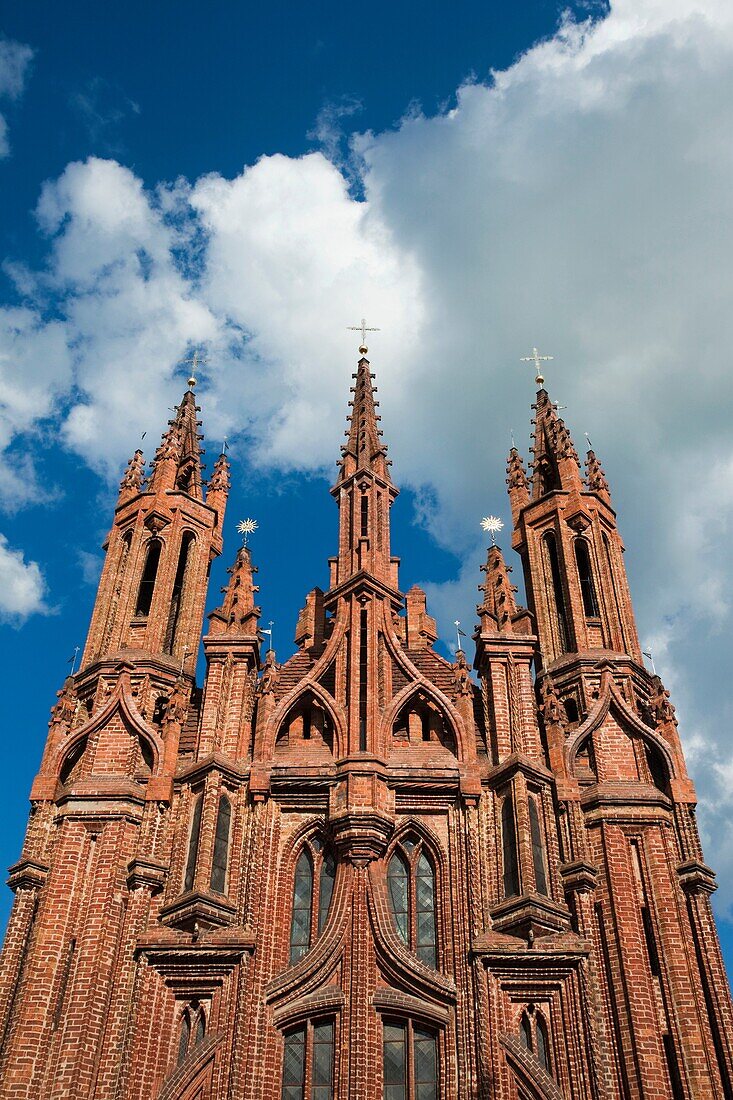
left=348, top=318, right=380, bottom=355
left=520, top=347, right=554, bottom=387
left=183, top=349, right=207, bottom=389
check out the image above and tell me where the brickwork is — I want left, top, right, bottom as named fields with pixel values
left=0, top=358, right=731, bottom=1099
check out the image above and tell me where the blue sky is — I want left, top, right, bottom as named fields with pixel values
left=3, top=0, right=733, bottom=977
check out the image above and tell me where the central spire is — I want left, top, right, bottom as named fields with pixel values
left=329, top=351, right=399, bottom=593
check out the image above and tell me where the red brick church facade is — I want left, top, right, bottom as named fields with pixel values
left=0, top=347, right=731, bottom=1099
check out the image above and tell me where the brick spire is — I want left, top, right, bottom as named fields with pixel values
left=117, top=448, right=145, bottom=504
left=477, top=544, right=519, bottom=634
left=529, top=388, right=583, bottom=499
left=585, top=447, right=611, bottom=504
left=336, top=353, right=393, bottom=488
left=148, top=384, right=205, bottom=498
left=329, top=351, right=399, bottom=591
left=208, top=544, right=261, bottom=636
left=506, top=446, right=530, bottom=526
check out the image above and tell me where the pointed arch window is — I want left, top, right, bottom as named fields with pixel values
left=574, top=539, right=600, bottom=618
left=165, top=531, right=195, bottom=654
left=542, top=532, right=568, bottom=652
left=136, top=539, right=162, bottom=616
left=210, top=793, right=232, bottom=894
left=501, top=794, right=520, bottom=898
left=289, top=837, right=336, bottom=965
left=184, top=792, right=203, bottom=892
left=387, top=836, right=437, bottom=967
left=528, top=794, right=548, bottom=896
left=519, top=1008, right=552, bottom=1075
left=177, top=1002, right=206, bottom=1066
left=383, top=1018, right=438, bottom=1100
left=282, top=1017, right=335, bottom=1100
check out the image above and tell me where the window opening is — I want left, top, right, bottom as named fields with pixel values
left=544, top=532, right=568, bottom=652
left=210, top=794, right=232, bottom=894
left=528, top=795, right=549, bottom=896
left=290, top=840, right=336, bottom=963
left=184, top=793, right=203, bottom=892
left=502, top=795, right=520, bottom=898
left=361, top=494, right=369, bottom=537
left=135, top=540, right=161, bottom=617
left=387, top=838, right=437, bottom=968
left=359, top=608, right=368, bottom=750
left=165, top=532, right=194, bottom=654
left=575, top=539, right=600, bottom=618
left=383, top=1018, right=437, bottom=1100
left=282, top=1018, right=335, bottom=1100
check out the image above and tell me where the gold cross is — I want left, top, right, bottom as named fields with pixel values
left=520, top=347, right=553, bottom=386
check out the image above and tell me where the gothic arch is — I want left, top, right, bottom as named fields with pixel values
left=381, top=680, right=464, bottom=762
left=565, top=678, right=678, bottom=783
left=263, top=679, right=347, bottom=760
left=51, top=676, right=164, bottom=780
left=275, top=689, right=336, bottom=754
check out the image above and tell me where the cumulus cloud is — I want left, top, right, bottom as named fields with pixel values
left=4, top=0, right=733, bottom=905
left=0, top=37, right=33, bottom=158
left=0, top=535, right=49, bottom=623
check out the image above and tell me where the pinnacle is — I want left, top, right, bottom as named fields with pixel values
left=334, top=353, right=394, bottom=488
left=478, top=544, right=519, bottom=633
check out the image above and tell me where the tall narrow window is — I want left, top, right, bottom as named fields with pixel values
left=519, top=1013, right=532, bottom=1050
left=387, top=838, right=438, bottom=968
left=177, top=1003, right=205, bottom=1066
left=543, top=532, right=568, bottom=652
left=136, top=539, right=162, bottom=616
left=210, top=793, right=232, bottom=894
left=360, top=493, right=369, bottom=537
left=528, top=795, right=548, bottom=896
left=177, top=1011, right=191, bottom=1065
left=289, top=839, right=337, bottom=964
left=282, top=1018, right=335, bottom=1100
left=383, top=1018, right=438, bottom=1100
left=575, top=539, right=600, bottom=618
left=502, top=795, right=520, bottom=898
left=165, top=532, right=195, bottom=653
left=184, top=793, right=203, bottom=892
left=290, top=850, right=313, bottom=964
left=536, top=1014, right=551, bottom=1073
left=359, top=608, right=368, bottom=751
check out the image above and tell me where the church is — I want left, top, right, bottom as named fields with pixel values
left=0, top=341, right=731, bottom=1099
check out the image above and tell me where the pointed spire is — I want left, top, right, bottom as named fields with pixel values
left=585, top=448, right=611, bottom=504
left=149, top=385, right=205, bottom=498
left=118, top=449, right=145, bottom=502
left=206, top=452, right=230, bottom=517
left=529, top=389, right=582, bottom=499
left=336, top=355, right=393, bottom=486
left=477, top=544, right=519, bottom=634
left=208, top=544, right=261, bottom=636
left=506, top=446, right=530, bottom=525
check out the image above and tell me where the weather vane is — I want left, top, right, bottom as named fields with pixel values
left=237, top=518, right=258, bottom=546
left=520, top=347, right=553, bottom=387
left=183, top=349, right=207, bottom=389
left=348, top=318, right=380, bottom=353
left=481, top=515, right=504, bottom=546
left=261, top=620, right=275, bottom=652
left=454, top=621, right=467, bottom=652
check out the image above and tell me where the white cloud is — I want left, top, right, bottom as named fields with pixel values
left=0, top=37, right=33, bottom=158
left=0, top=534, right=49, bottom=623
left=5, top=0, right=733, bottom=905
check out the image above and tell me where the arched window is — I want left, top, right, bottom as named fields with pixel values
left=165, top=532, right=195, bottom=654
left=528, top=795, right=548, bottom=896
left=392, top=694, right=455, bottom=753
left=501, top=795, right=520, bottom=898
left=519, top=1008, right=553, bottom=1075
left=575, top=539, right=600, bottom=618
left=282, top=1017, right=335, bottom=1100
left=543, top=532, right=568, bottom=652
left=383, top=1018, right=438, bottom=1100
left=289, top=838, right=336, bottom=965
left=177, top=1003, right=206, bottom=1066
left=210, top=793, right=232, bottom=894
left=184, top=793, right=203, bottom=892
left=645, top=745, right=670, bottom=795
left=135, top=539, right=162, bottom=617
left=536, top=1013, right=551, bottom=1073
left=60, top=737, right=88, bottom=786
left=519, top=1012, right=532, bottom=1050
left=387, top=836, right=437, bottom=967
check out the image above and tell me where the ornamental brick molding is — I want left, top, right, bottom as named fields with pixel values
left=0, top=362, right=731, bottom=1099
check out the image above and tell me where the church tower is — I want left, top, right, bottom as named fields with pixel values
left=0, top=343, right=731, bottom=1100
